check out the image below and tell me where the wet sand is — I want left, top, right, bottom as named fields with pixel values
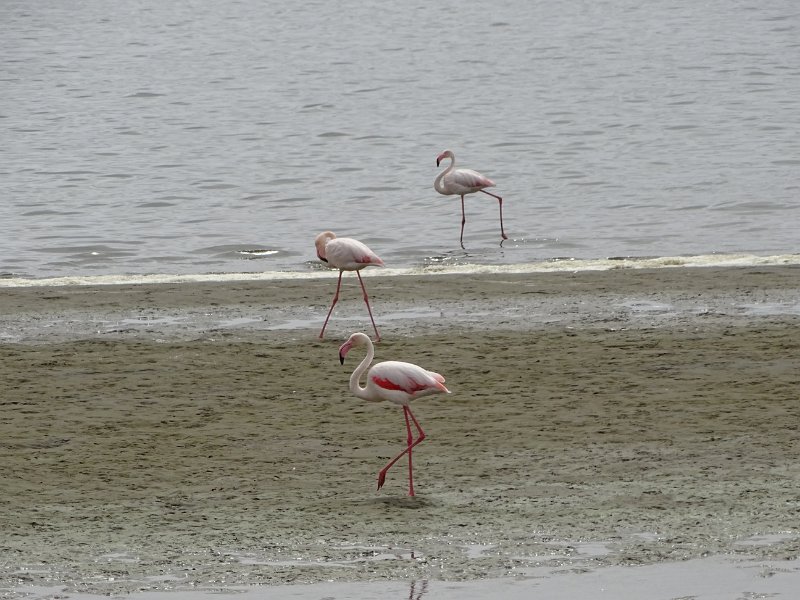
left=1, top=266, right=799, bottom=597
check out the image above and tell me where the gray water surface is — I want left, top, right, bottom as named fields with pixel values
left=2, top=0, right=799, bottom=278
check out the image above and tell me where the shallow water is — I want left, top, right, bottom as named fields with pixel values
left=11, top=555, right=800, bottom=600
left=3, top=0, right=799, bottom=279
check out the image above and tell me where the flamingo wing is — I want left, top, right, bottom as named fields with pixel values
left=368, top=360, right=450, bottom=402
left=325, top=237, right=385, bottom=270
left=448, top=168, right=495, bottom=193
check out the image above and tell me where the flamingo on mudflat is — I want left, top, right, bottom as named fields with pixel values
left=315, top=231, right=384, bottom=341
left=434, top=149, right=508, bottom=248
left=339, top=332, right=450, bottom=496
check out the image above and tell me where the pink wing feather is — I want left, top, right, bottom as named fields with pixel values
left=369, top=360, right=450, bottom=399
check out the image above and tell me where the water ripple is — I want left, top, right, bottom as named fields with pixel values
left=2, top=0, right=798, bottom=278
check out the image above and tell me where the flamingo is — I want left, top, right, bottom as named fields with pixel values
left=434, top=149, right=508, bottom=248
left=339, top=332, right=450, bottom=496
left=315, top=231, right=384, bottom=341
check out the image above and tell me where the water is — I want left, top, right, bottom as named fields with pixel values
left=2, top=0, right=799, bottom=282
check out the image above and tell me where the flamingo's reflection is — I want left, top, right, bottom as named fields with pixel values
left=408, top=579, right=428, bottom=600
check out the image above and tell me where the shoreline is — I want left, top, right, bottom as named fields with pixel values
left=1, top=265, right=799, bottom=597
left=9, top=554, right=800, bottom=599
left=2, top=251, right=799, bottom=289
left=0, top=264, right=798, bottom=344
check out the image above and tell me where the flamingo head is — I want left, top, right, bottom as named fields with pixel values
left=436, top=149, right=454, bottom=167
left=314, top=230, right=337, bottom=262
left=338, top=332, right=370, bottom=364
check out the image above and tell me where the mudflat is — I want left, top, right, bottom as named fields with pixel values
left=1, top=266, right=799, bottom=595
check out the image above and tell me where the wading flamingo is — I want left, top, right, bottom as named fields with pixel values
left=434, top=149, right=508, bottom=248
left=315, top=231, right=384, bottom=341
left=339, top=332, right=450, bottom=496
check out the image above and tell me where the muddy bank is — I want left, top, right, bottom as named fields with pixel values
left=1, top=266, right=799, bottom=595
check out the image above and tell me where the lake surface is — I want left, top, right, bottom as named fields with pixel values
left=2, top=0, right=799, bottom=280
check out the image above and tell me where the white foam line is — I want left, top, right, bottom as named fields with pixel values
left=1, top=253, right=798, bottom=288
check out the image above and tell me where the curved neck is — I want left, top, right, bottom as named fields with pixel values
left=434, top=155, right=455, bottom=194
left=349, top=339, right=375, bottom=401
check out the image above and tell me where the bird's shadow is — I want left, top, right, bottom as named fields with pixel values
left=360, top=496, right=434, bottom=509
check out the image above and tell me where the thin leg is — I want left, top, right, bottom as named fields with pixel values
left=319, top=270, right=343, bottom=339
left=480, top=189, right=508, bottom=240
left=377, top=405, right=426, bottom=495
left=459, top=195, right=466, bottom=249
left=356, top=270, right=380, bottom=342
left=404, top=406, right=415, bottom=497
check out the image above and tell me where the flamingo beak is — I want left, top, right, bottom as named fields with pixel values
left=338, top=341, right=352, bottom=364
left=436, top=157, right=441, bottom=167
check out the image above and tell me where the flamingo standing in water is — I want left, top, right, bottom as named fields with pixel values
left=315, top=231, right=384, bottom=341
left=434, top=149, right=508, bottom=248
left=339, top=332, right=450, bottom=496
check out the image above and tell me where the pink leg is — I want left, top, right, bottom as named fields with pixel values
left=356, top=271, right=381, bottom=342
left=377, top=405, right=426, bottom=496
left=319, top=270, right=343, bottom=339
left=480, top=189, right=508, bottom=240
left=404, top=406, right=415, bottom=497
left=459, top=195, right=467, bottom=249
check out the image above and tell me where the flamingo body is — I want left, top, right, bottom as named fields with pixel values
left=317, top=234, right=384, bottom=271
left=363, top=360, right=449, bottom=405
left=434, top=149, right=508, bottom=247
left=436, top=167, right=496, bottom=197
left=339, top=332, right=450, bottom=496
left=315, top=231, right=384, bottom=341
